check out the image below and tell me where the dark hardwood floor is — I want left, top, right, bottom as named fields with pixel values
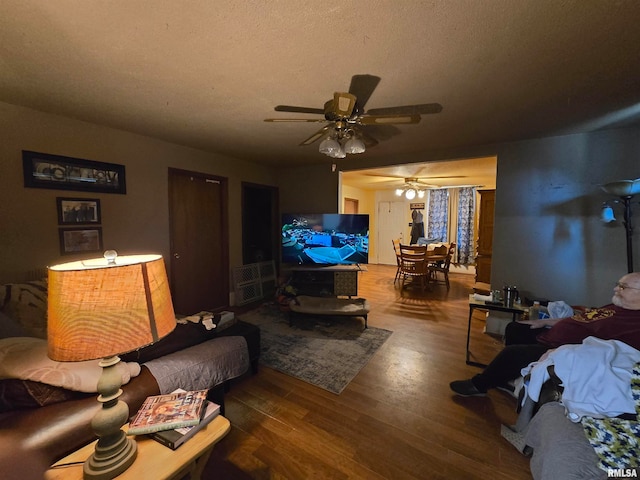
left=203, top=264, right=532, bottom=479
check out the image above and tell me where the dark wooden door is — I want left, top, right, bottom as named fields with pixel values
left=168, top=168, right=229, bottom=315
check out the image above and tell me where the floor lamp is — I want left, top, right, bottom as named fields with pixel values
left=601, top=179, right=640, bottom=274
left=47, top=251, right=176, bottom=480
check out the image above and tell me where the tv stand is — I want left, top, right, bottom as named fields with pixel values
left=288, top=264, right=365, bottom=297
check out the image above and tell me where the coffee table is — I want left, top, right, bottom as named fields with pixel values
left=45, top=415, right=230, bottom=480
left=289, top=295, right=370, bottom=329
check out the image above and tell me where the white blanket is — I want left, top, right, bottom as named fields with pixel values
left=520, top=336, right=640, bottom=421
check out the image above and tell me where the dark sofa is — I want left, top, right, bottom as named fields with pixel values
left=0, top=280, right=260, bottom=479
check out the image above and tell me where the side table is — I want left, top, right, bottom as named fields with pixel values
left=45, top=415, right=231, bottom=480
left=466, top=295, right=526, bottom=368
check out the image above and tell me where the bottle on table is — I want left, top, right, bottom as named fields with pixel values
left=529, top=301, right=541, bottom=320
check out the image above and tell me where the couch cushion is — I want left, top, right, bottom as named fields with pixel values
left=0, top=337, right=140, bottom=393
left=144, top=336, right=249, bottom=394
left=0, top=281, right=48, bottom=339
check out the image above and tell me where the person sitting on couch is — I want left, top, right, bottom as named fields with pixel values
left=450, top=272, right=640, bottom=397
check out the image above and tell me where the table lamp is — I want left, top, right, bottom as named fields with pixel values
left=47, top=251, right=176, bottom=480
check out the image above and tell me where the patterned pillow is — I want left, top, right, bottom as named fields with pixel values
left=0, top=281, right=48, bottom=339
left=0, top=311, right=28, bottom=339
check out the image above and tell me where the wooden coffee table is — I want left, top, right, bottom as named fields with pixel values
left=45, top=415, right=230, bottom=480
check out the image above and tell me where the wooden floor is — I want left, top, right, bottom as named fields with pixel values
left=203, top=265, right=532, bottom=479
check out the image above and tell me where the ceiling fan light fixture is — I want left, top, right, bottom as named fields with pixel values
left=344, top=136, right=365, bottom=154
left=319, top=137, right=342, bottom=156
left=330, top=147, right=346, bottom=159
left=405, top=188, right=417, bottom=200
left=418, top=190, right=425, bottom=199
left=395, top=188, right=404, bottom=196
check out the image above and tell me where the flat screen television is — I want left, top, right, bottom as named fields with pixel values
left=281, top=213, right=369, bottom=265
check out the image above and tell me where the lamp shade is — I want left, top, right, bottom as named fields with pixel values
left=600, top=178, right=640, bottom=196
left=319, top=137, right=341, bottom=156
left=344, top=137, right=365, bottom=154
left=48, top=253, right=176, bottom=362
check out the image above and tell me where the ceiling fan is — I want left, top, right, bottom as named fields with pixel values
left=386, top=177, right=483, bottom=199
left=264, top=74, right=442, bottom=158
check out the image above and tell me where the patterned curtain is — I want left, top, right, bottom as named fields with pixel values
left=427, top=189, right=448, bottom=242
left=456, top=187, right=475, bottom=265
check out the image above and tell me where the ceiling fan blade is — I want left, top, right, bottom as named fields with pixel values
left=332, top=92, right=356, bottom=117
left=361, top=124, right=402, bottom=141
left=264, top=118, right=327, bottom=122
left=366, top=103, right=443, bottom=116
left=360, top=131, right=379, bottom=148
left=349, top=74, right=381, bottom=112
left=274, top=105, right=325, bottom=114
left=360, top=114, right=421, bottom=125
left=299, top=125, right=333, bottom=146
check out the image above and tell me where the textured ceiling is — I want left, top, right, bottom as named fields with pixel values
left=1, top=0, right=640, bottom=176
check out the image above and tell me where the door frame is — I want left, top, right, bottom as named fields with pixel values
left=241, top=181, right=279, bottom=267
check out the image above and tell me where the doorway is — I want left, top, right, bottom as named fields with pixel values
left=168, top=168, right=229, bottom=315
left=344, top=197, right=359, bottom=214
left=377, top=201, right=406, bottom=265
left=241, top=182, right=279, bottom=265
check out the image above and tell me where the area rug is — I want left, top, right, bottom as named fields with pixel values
left=238, top=304, right=392, bottom=394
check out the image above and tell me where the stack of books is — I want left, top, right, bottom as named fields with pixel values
left=128, top=389, right=221, bottom=449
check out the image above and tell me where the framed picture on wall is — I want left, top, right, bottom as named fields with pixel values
left=59, top=227, right=103, bottom=255
left=57, top=197, right=101, bottom=225
left=23, top=150, right=126, bottom=194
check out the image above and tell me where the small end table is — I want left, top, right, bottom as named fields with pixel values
left=46, top=415, right=230, bottom=480
left=466, top=294, right=527, bottom=368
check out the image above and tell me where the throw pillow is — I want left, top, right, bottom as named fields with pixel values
left=0, top=311, right=29, bottom=339
left=0, top=337, right=141, bottom=393
left=0, top=281, right=48, bottom=339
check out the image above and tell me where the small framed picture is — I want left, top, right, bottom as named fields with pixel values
left=59, top=227, right=103, bottom=255
left=57, top=197, right=101, bottom=225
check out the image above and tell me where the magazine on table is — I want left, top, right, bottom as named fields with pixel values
left=151, top=399, right=221, bottom=449
left=128, top=389, right=208, bottom=435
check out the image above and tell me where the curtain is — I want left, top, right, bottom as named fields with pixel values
left=427, top=189, right=448, bottom=242
left=456, top=187, right=475, bottom=264
left=426, top=187, right=475, bottom=265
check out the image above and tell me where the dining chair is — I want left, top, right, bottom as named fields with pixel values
left=428, top=243, right=456, bottom=289
left=392, top=238, right=402, bottom=284
left=398, top=243, right=429, bottom=291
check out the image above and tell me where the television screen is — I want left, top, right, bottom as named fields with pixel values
left=281, top=213, right=369, bottom=265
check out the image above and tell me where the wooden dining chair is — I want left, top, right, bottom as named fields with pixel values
left=398, top=243, right=429, bottom=291
left=392, top=238, right=402, bottom=284
left=428, top=243, right=456, bottom=289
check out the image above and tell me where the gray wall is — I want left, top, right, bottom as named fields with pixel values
left=492, top=127, right=640, bottom=307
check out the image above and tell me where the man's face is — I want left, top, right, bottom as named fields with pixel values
left=612, top=273, right=640, bottom=310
